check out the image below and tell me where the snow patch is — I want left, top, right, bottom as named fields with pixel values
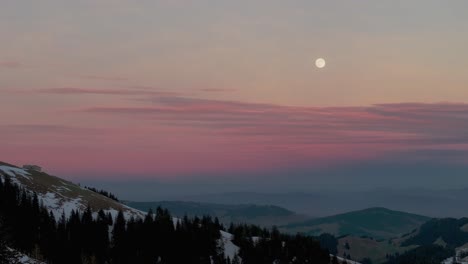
left=220, top=230, right=240, bottom=261
left=108, top=207, right=146, bottom=221
left=330, top=255, right=362, bottom=264
left=172, top=217, right=181, bottom=228
left=5, top=247, right=45, bottom=264
left=39, top=192, right=85, bottom=218
left=56, top=186, right=71, bottom=192
left=251, top=236, right=261, bottom=244
left=0, top=165, right=31, bottom=179
left=442, top=247, right=468, bottom=264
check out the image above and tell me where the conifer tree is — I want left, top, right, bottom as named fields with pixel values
left=112, top=210, right=127, bottom=263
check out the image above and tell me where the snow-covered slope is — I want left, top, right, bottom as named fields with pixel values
left=0, top=163, right=145, bottom=220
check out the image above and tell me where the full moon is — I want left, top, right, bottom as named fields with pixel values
left=315, top=58, right=326, bottom=68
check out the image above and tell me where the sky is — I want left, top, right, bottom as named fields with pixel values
left=2, top=1, right=468, bottom=196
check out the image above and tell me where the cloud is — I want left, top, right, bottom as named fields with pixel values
left=81, top=97, right=468, bottom=158
left=0, top=60, right=22, bottom=68
left=80, top=75, right=129, bottom=82
left=39, top=87, right=178, bottom=96
left=199, top=88, right=236, bottom=92
left=6, top=97, right=468, bottom=178
left=0, top=124, right=103, bottom=135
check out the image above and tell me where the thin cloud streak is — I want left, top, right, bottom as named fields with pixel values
left=199, top=88, right=237, bottom=92
left=0, top=60, right=22, bottom=68
left=0, top=124, right=103, bottom=134
left=83, top=98, right=468, bottom=148
left=79, top=75, right=129, bottom=82
left=39, top=87, right=178, bottom=96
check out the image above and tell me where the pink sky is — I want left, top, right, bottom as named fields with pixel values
left=1, top=1, right=468, bottom=181
left=3, top=91, right=468, bottom=179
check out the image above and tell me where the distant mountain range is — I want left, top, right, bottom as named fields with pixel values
left=124, top=200, right=308, bottom=227
left=177, top=189, right=468, bottom=218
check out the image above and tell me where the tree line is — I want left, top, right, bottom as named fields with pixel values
left=84, top=186, right=120, bottom=202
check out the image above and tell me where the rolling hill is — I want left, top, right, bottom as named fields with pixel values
left=281, top=207, right=431, bottom=240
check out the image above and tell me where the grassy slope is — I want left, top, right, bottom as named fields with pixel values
left=0, top=162, right=134, bottom=214
left=26, top=170, right=129, bottom=211
left=281, top=207, right=431, bottom=240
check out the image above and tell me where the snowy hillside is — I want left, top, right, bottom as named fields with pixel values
left=0, top=163, right=145, bottom=220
